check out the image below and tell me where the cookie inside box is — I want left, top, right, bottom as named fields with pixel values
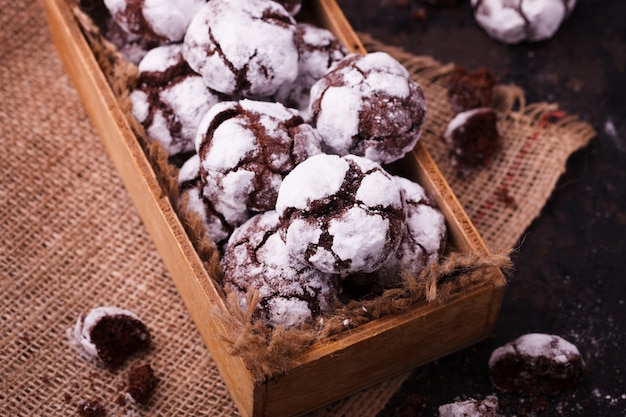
left=67, top=0, right=508, bottom=382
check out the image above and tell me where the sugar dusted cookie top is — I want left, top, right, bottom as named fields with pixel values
left=276, top=153, right=405, bottom=275
left=471, top=0, right=577, bottom=44
left=195, top=99, right=322, bottom=214
left=489, top=333, right=586, bottom=394
left=177, top=154, right=235, bottom=248
left=221, top=211, right=340, bottom=328
left=183, top=0, right=299, bottom=97
left=274, top=22, right=348, bottom=120
left=130, top=44, right=222, bottom=156
left=377, top=176, right=447, bottom=281
left=104, top=0, right=206, bottom=43
left=309, top=52, right=426, bottom=164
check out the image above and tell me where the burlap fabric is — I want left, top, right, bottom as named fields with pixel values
left=0, top=1, right=595, bottom=416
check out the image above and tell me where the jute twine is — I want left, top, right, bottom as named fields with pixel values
left=0, top=1, right=595, bottom=416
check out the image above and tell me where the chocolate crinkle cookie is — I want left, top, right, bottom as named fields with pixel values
left=274, top=22, right=348, bottom=121
left=489, top=333, right=586, bottom=395
left=221, top=211, right=340, bottom=328
left=195, top=99, right=322, bottom=215
left=309, top=52, right=426, bottom=165
left=177, top=154, right=234, bottom=248
left=103, top=0, right=206, bottom=44
left=130, top=43, right=223, bottom=157
left=276, top=153, right=406, bottom=275
left=442, top=107, right=501, bottom=177
left=343, top=175, right=447, bottom=295
left=447, top=65, right=497, bottom=114
left=471, top=0, right=577, bottom=44
left=126, top=363, right=158, bottom=405
left=375, top=176, right=447, bottom=286
left=438, top=395, right=499, bottom=417
left=183, top=0, right=299, bottom=97
left=70, top=306, right=151, bottom=368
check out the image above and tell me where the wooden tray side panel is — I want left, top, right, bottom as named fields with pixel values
left=263, top=285, right=500, bottom=417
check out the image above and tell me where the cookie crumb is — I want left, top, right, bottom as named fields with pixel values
left=77, top=399, right=106, bottom=417
left=127, top=364, right=158, bottom=405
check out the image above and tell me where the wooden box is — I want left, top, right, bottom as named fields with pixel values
left=44, top=0, right=506, bottom=416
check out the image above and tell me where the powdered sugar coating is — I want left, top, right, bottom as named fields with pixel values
left=221, top=211, right=340, bottom=328
left=276, top=154, right=405, bottom=275
left=105, top=18, right=159, bottom=64
left=104, top=0, right=206, bottom=43
left=182, top=0, right=299, bottom=97
left=130, top=44, right=222, bottom=156
left=274, top=23, right=348, bottom=120
left=489, top=333, right=586, bottom=394
left=177, top=154, right=234, bottom=247
left=471, top=0, right=577, bottom=44
left=70, top=306, right=149, bottom=367
left=309, top=52, right=426, bottom=164
left=377, top=176, right=447, bottom=284
left=195, top=99, right=322, bottom=216
left=438, top=395, right=499, bottom=417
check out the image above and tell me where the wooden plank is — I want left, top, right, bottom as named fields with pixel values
left=263, top=284, right=499, bottom=416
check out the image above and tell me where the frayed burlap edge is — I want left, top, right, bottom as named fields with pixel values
left=215, top=250, right=512, bottom=380
left=70, top=5, right=512, bottom=381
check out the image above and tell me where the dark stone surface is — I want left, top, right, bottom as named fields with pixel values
left=335, top=0, right=626, bottom=415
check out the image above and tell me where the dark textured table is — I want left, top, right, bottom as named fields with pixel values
left=336, top=1, right=626, bottom=415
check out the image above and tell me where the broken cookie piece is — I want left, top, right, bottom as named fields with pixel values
left=442, top=107, right=501, bottom=177
left=71, top=306, right=151, bottom=368
left=489, top=333, right=586, bottom=395
left=438, top=395, right=499, bottom=417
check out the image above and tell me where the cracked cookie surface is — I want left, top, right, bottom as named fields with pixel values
left=221, top=211, right=340, bottom=328
left=276, top=153, right=405, bottom=275
left=471, top=0, right=577, bottom=44
left=183, top=0, right=299, bottom=97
